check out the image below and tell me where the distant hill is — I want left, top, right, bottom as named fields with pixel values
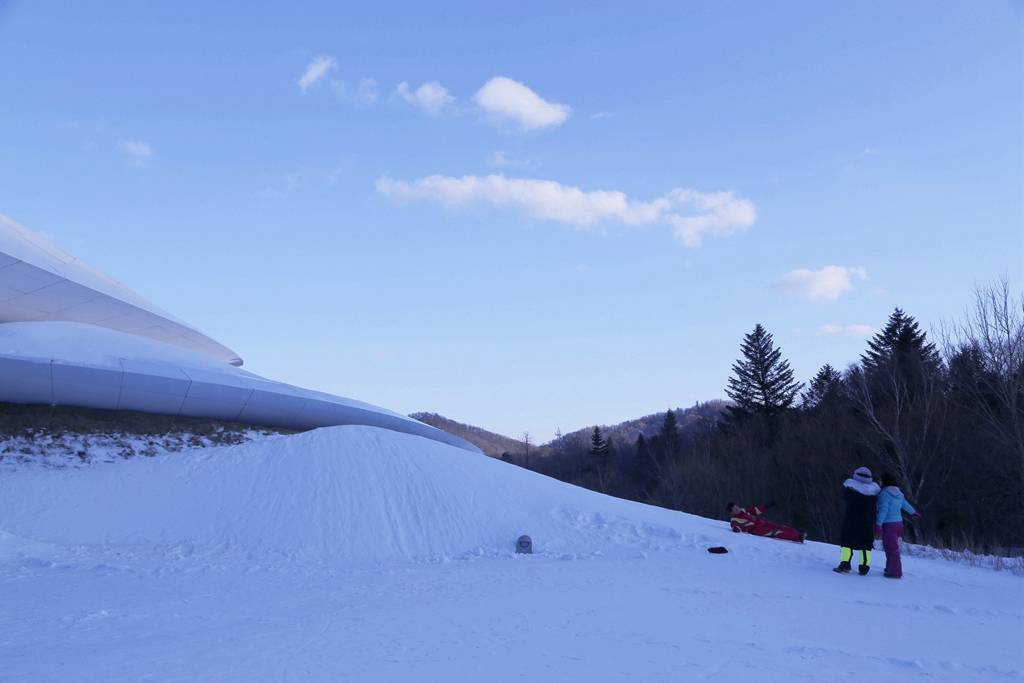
left=544, top=400, right=729, bottom=452
left=409, top=413, right=542, bottom=458
left=411, top=401, right=729, bottom=458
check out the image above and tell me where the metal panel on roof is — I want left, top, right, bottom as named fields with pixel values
left=0, top=262, right=63, bottom=293
left=0, top=300, right=48, bottom=321
left=15, top=280, right=96, bottom=314
left=179, top=367, right=253, bottom=421
left=51, top=362, right=123, bottom=409
left=0, top=356, right=51, bottom=404
left=119, top=359, right=191, bottom=414
left=237, top=389, right=309, bottom=428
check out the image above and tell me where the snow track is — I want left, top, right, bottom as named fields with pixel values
left=0, top=426, right=1020, bottom=681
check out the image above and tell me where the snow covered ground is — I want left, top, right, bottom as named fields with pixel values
left=0, top=426, right=1020, bottom=682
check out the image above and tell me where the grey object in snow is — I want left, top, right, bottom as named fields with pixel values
left=516, top=535, right=533, bottom=554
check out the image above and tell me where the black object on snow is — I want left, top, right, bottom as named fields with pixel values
left=707, top=546, right=729, bottom=554
left=516, top=535, right=533, bottom=554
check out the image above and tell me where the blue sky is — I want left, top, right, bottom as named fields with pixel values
left=1, top=1, right=1020, bottom=440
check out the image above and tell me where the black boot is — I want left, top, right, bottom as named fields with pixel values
left=833, top=561, right=851, bottom=573
left=858, top=564, right=870, bottom=576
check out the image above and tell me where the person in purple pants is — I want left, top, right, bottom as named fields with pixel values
left=874, top=473, right=921, bottom=579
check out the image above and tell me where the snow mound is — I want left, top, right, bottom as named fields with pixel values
left=0, top=426, right=720, bottom=568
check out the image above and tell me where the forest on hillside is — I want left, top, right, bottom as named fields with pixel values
left=509, top=280, right=1024, bottom=555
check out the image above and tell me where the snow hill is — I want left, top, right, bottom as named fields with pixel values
left=0, top=426, right=709, bottom=567
left=0, top=426, right=1020, bottom=681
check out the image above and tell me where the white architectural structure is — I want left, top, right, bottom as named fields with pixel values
left=0, top=214, right=479, bottom=453
left=0, top=214, right=242, bottom=365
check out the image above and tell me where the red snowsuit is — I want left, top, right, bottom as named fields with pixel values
left=730, top=505, right=803, bottom=542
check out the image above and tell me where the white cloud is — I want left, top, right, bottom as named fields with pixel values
left=590, top=112, right=611, bottom=120
left=473, top=77, right=571, bottom=130
left=333, top=77, right=379, bottom=105
left=395, top=81, right=454, bottom=115
left=489, top=151, right=537, bottom=171
left=298, top=56, right=335, bottom=93
left=822, top=324, right=875, bottom=337
left=777, top=266, right=868, bottom=301
left=375, top=174, right=756, bottom=247
left=118, top=139, right=154, bottom=165
left=666, top=190, right=758, bottom=246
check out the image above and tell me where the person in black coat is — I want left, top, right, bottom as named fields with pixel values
left=835, top=466, right=881, bottom=575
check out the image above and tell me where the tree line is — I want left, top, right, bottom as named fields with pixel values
left=511, top=280, right=1024, bottom=554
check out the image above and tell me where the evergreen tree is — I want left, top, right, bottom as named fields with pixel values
left=851, top=308, right=946, bottom=500
left=861, top=308, right=941, bottom=381
left=635, top=433, right=650, bottom=464
left=590, top=426, right=608, bottom=459
left=589, top=426, right=611, bottom=492
left=947, top=343, right=987, bottom=396
left=801, top=364, right=844, bottom=409
left=726, top=324, right=803, bottom=417
left=655, top=411, right=679, bottom=458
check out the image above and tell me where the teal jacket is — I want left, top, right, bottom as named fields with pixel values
left=876, top=486, right=917, bottom=525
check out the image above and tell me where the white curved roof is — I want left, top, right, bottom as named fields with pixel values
left=0, top=321, right=480, bottom=453
left=0, top=214, right=242, bottom=366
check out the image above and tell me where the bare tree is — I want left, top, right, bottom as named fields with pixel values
left=846, top=361, right=950, bottom=508
left=943, top=279, right=1024, bottom=470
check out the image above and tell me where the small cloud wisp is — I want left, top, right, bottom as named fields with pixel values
left=395, top=81, right=454, bottom=115
left=298, top=56, right=336, bottom=93
left=118, top=139, right=154, bottom=165
left=777, top=265, right=868, bottom=301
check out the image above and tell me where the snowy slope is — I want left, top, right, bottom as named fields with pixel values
left=0, top=426, right=712, bottom=567
left=0, top=426, right=1020, bottom=682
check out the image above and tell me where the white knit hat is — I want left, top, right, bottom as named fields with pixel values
left=853, top=466, right=873, bottom=483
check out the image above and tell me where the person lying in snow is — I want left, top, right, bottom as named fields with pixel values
left=727, top=502, right=806, bottom=543
left=875, top=473, right=921, bottom=579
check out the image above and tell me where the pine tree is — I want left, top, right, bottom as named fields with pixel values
left=590, top=426, right=608, bottom=458
left=862, top=308, right=941, bottom=379
left=726, top=324, right=803, bottom=417
left=659, top=409, right=680, bottom=460
left=635, top=433, right=649, bottom=464
left=801, top=364, right=844, bottom=409
left=850, top=308, right=946, bottom=502
left=589, top=426, right=610, bottom=492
